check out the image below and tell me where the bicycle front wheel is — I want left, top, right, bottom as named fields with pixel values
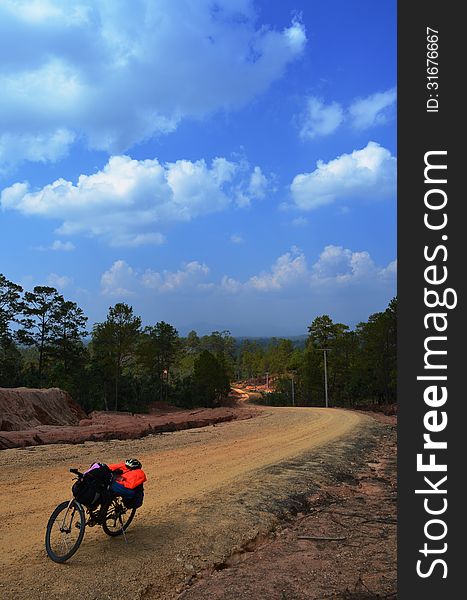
left=101, top=498, right=136, bottom=536
left=45, top=500, right=85, bottom=563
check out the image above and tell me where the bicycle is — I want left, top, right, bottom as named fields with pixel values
left=45, top=468, right=137, bottom=563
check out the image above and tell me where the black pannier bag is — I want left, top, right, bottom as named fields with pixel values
left=122, top=484, right=144, bottom=509
left=72, top=463, right=113, bottom=508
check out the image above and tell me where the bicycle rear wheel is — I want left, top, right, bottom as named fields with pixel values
left=45, top=500, right=85, bottom=563
left=101, top=498, right=136, bottom=536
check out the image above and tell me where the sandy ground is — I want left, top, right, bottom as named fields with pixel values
left=0, top=406, right=374, bottom=600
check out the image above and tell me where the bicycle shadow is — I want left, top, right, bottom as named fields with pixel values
left=64, top=515, right=191, bottom=566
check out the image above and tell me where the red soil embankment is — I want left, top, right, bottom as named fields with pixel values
left=0, top=387, right=85, bottom=431
left=0, top=387, right=258, bottom=450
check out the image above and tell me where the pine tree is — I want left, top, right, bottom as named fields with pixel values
left=17, top=286, right=64, bottom=384
left=92, top=303, right=141, bottom=410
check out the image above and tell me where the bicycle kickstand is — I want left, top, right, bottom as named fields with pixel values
left=119, top=517, right=129, bottom=544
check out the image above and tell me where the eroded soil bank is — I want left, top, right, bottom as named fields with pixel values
left=0, top=387, right=85, bottom=432
left=0, top=404, right=259, bottom=449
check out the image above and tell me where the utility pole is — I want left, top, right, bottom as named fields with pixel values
left=288, top=370, right=296, bottom=407
left=163, top=369, right=168, bottom=402
left=265, top=371, right=269, bottom=389
left=318, top=349, right=330, bottom=408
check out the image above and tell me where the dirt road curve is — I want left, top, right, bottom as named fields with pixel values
left=0, top=406, right=372, bottom=600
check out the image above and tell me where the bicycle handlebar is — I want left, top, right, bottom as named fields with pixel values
left=70, top=468, right=83, bottom=477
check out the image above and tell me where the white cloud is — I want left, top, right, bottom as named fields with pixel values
left=290, top=142, right=396, bottom=211
left=348, top=88, right=397, bottom=130
left=99, top=245, right=395, bottom=299
left=101, top=259, right=210, bottom=297
left=36, top=239, right=76, bottom=251
left=100, top=260, right=136, bottom=297
left=234, top=165, right=269, bottom=208
left=379, top=259, right=397, bottom=281
left=0, top=1, right=306, bottom=167
left=111, top=233, right=166, bottom=248
left=1, top=154, right=267, bottom=245
left=0, top=129, right=75, bottom=173
left=299, top=97, right=344, bottom=139
left=51, top=239, right=75, bottom=251
left=230, top=234, right=245, bottom=244
left=291, top=216, right=308, bottom=226
left=220, top=275, right=243, bottom=294
left=287, top=20, right=307, bottom=50
left=225, top=245, right=396, bottom=294
left=311, top=245, right=378, bottom=281
left=142, top=261, right=210, bottom=293
left=248, top=166, right=268, bottom=199
left=247, top=246, right=308, bottom=291
left=46, top=273, right=72, bottom=288
left=1, top=0, right=80, bottom=24
left=96, top=247, right=396, bottom=333
left=298, top=88, right=396, bottom=139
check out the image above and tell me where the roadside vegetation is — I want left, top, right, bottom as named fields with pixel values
left=0, top=273, right=396, bottom=411
left=247, top=299, right=396, bottom=409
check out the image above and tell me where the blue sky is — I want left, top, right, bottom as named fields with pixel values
left=0, top=0, right=396, bottom=336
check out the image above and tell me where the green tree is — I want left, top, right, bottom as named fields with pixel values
left=138, top=321, right=181, bottom=401
left=307, top=315, right=348, bottom=349
left=355, top=297, right=397, bottom=404
left=92, top=303, right=141, bottom=410
left=48, top=300, right=88, bottom=394
left=264, top=338, right=295, bottom=375
left=173, top=331, right=201, bottom=381
left=200, top=330, right=236, bottom=377
left=0, top=338, right=23, bottom=387
left=0, top=273, right=23, bottom=338
left=0, top=274, right=24, bottom=386
left=17, top=286, right=64, bottom=384
left=193, top=350, right=230, bottom=407
left=305, top=315, right=351, bottom=405
left=300, top=346, right=321, bottom=405
left=238, top=339, right=264, bottom=379
left=200, top=330, right=233, bottom=355
left=185, top=330, right=200, bottom=354
left=298, top=300, right=397, bottom=407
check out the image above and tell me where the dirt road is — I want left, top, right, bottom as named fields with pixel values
left=0, top=406, right=374, bottom=600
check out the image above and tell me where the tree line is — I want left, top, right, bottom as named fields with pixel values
left=1, top=273, right=396, bottom=411
left=0, top=274, right=230, bottom=411
left=246, top=298, right=397, bottom=408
